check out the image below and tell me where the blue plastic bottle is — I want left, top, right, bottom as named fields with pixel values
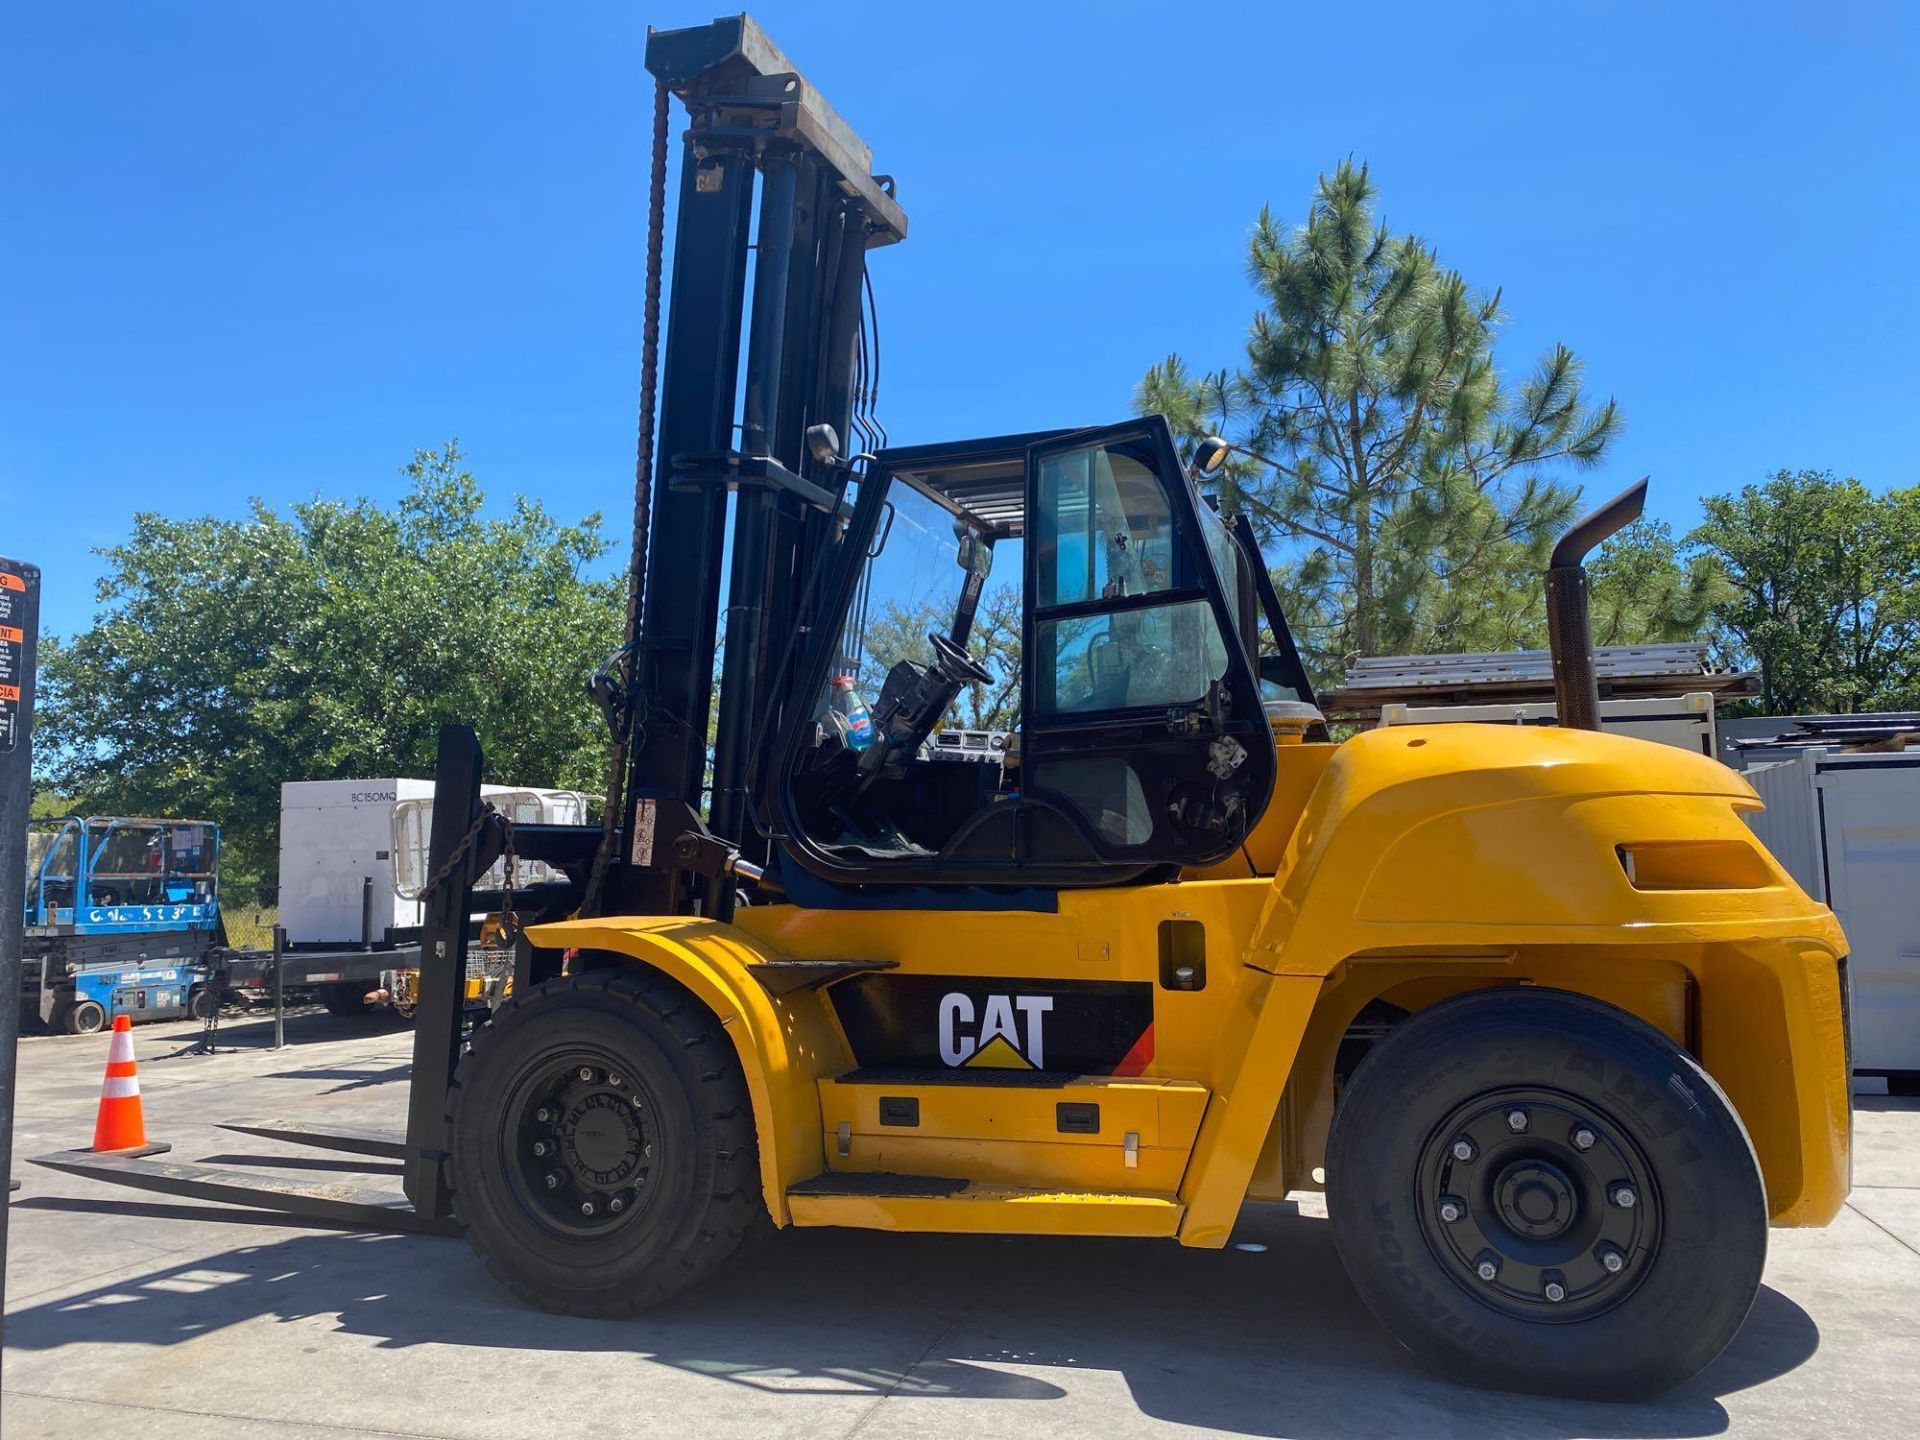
left=831, top=675, right=876, bottom=751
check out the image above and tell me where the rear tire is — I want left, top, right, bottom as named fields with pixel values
left=188, top=986, right=218, bottom=1022
left=65, top=999, right=107, bottom=1035
left=319, top=982, right=374, bottom=1018
left=447, top=969, right=764, bottom=1316
left=1327, top=986, right=1767, bottom=1400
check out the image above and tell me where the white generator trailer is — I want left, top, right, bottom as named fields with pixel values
left=1741, top=744, right=1920, bottom=1085
left=275, top=779, right=592, bottom=1015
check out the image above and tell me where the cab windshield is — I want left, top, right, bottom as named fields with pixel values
left=835, top=480, right=1015, bottom=733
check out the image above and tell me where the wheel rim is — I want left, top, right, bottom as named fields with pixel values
left=500, top=1048, right=658, bottom=1240
left=1415, top=1087, right=1660, bottom=1322
left=71, top=1004, right=105, bottom=1034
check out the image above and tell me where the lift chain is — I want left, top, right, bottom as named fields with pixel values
left=496, top=814, right=519, bottom=943
left=582, top=74, right=673, bottom=920
left=420, top=804, right=521, bottom=950
left=421, top=804, right=508, bottom=901
left=420, top=805, right=486, bottom=901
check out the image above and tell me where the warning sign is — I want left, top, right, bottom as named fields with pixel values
left=0, top=556, right=33, bottom=753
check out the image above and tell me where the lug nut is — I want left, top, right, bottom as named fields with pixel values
left=543, top=1171, right=562, bottom=1191
left=1475, top=1254, right=1500, bottom=1282
left=631, top=1093, right=645, bottom=1108
left=535, top=1106, right=553, bottom=1124
left=578, top=1067, right=595, bottom=1082
left=608, top=1072, right=624, bottom=1088
left=609, top=1194, right=626, bottom=1214
left=1611, top=1184, right=1638, bottom=1209
left=1451, top=1138, right=1477, bottom=1163
left=531, top=1140, right=550, bottom=1157
left=580, top=1199, right=596, bottom=1217
left=1439, top=1197, right=1465, bottom=1223
left=1599, top=1245, right=1626, bottom=1273
left=1506, top=1109, right=1529, bottom=1133
left=1543, top=1274, right=1567, bottom=1303
left=1572, top=1126, right=1596, bottom=1151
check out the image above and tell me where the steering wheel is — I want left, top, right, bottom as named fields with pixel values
left=928, top=631, right=992, bottom=686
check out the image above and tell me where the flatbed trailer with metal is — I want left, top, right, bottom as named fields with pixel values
left=212, top=942, right=413, bottom=1007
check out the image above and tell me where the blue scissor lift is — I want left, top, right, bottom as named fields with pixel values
left=20, top=815, right=225, bottom=1033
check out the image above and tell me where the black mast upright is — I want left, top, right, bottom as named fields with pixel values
left=619, top=16, right=907, bottom=918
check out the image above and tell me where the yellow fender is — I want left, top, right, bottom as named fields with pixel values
left=1179, top=725, right=1851, bottom=1243
left=522, top=916, right=847, bottom=1225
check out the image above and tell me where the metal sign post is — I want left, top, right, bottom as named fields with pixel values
left=272, top=924, right=286, bottom=1049
left=0, top=553, right=43, bottom=1351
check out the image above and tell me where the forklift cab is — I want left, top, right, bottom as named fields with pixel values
left=773, top=415, right=1318, bottom=888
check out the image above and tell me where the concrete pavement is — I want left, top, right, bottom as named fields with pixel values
left=4, top=1007, right=1916, bottom=1439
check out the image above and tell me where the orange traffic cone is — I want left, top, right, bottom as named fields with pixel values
left=91, top=1015, right=150, bottom=1152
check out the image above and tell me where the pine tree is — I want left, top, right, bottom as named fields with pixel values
left=1139, top=160, right=1623, bottom=683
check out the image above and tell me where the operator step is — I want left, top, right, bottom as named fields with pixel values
left=819, top=1067, right=1206, bottom=1194
left=786, top=1172, right=1184, bottom=1238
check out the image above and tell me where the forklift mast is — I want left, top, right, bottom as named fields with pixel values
left=394, top=18, right=911, bottom=1218
left=615, top=16, right=908, bottom=919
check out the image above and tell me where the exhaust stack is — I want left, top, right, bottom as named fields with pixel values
left=1544, top=478, right=1648, bottom=732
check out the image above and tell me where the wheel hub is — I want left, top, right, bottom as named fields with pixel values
left=505, top=1056, right=654, bottom=1234
left=1494, top=1159, right=1575, bottom=1238
left=557, top=1089, right=644, bottom=1187
left=1416, top=1087, right=1659, bottom=1322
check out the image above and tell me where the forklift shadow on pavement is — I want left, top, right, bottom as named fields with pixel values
left=2, top=1198, right=1819, bottom=1440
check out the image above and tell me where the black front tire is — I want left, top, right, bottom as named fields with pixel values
left=1327, top=986, right=1767, bottom=1400
left=188, top=986, right=218, bottom=1022
left=447, top=969, right=764, bottom=1316
left=65, top=999, right=107, bottom=1035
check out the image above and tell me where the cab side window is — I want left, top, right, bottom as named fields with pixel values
left=1032, top=441, right=1231, bottom=718
left=1036, top=445, right=1178, bottom=606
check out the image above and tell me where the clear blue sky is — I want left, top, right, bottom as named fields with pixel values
left=5, top=1, right=1916, bottom=640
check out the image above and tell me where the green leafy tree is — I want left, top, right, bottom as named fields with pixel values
left=36, top=443, right=623, bottom=883
left=1691, top=470, right=1920, bottom=714
left=1139, top=159, right=1625, bottom=682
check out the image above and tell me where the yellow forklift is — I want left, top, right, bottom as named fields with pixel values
left=42, top=16, right=1851, bottom=1399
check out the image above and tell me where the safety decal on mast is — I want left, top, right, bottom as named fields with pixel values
left=631, top=798, right=656, bottom=867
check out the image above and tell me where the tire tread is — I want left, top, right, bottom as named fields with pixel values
left=446, top=967, right=765, bottom=1317
left=1326, top=985, right=1768, bottom=1399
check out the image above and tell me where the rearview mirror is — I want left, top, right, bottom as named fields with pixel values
left=954, top=525, right=993, bottom=578
left=805, top=422, right=844, bottom=468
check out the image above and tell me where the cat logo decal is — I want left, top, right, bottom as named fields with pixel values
left=938, top=992, right=1053, bottom=1069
